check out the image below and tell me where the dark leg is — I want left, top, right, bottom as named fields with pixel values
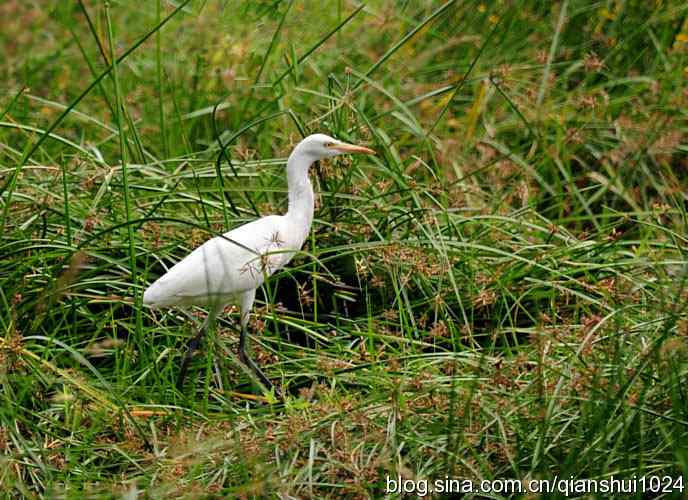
left=238, top=324, right=281, bottom=399
left=177, top=311, right=216, bottom=390
left=177, top=326, right=206, bottom=389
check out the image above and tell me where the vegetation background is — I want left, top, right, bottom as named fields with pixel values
left=1, top=0, right=687, bottom=497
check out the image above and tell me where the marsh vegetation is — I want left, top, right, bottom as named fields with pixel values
left=1, top=0, right=687, bottom=496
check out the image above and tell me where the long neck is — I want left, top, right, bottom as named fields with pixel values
left=285, top=149, right=315, bottom=231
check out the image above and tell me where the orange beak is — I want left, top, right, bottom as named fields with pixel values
left=330, top=142, right=376, bottom=155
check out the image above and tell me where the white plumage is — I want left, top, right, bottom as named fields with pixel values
left=143, top=214, right=296, bottom=309
left=143, top=133, right=375, bottom=394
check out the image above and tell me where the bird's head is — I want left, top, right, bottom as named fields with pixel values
left=296, top=133, right=376, bottom=160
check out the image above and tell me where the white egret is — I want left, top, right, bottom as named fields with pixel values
left=143, top=133, right=375, bottom=395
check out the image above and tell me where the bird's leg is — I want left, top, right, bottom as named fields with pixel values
left=176, top=326, right=206, bottom=390
left=237, top=290, right=282, bottom=399
left=177, top=306, right=219, bottom=390
left=238, top=323, right=280, bottom=397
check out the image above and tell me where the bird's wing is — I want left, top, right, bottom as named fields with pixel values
left=144, top=216, right=295, bottom=307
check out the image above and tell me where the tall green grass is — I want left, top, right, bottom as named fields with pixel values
left=1, top=0, right=687, bottom=496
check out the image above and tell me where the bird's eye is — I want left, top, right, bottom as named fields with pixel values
left=324, top=142, right=334, bottom=148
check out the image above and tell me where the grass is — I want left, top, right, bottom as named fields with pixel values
left=1, top=0, right=688, bottom=497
